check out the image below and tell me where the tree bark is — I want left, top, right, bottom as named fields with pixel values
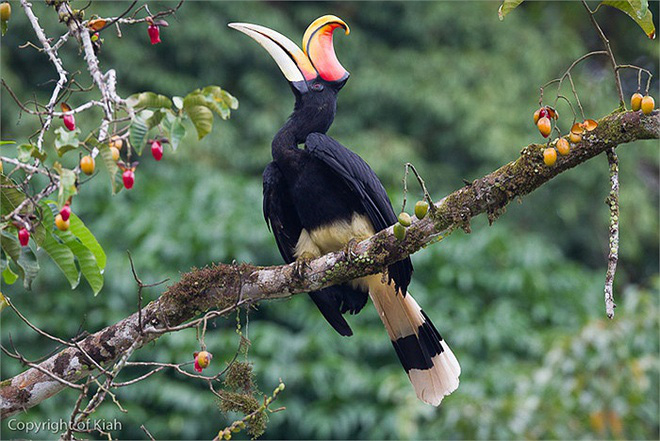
left=1, top=109, right=658, bottom=419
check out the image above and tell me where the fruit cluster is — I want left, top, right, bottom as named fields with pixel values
left=533, top=103, right=600, bottom=167
left=631, top=92, right=655, bottom=114
left=533, top=106, right=558, bottom=138
left=393, top=201, right=429, bottom=241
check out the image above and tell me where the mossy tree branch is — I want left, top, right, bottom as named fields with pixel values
left=1, top=109, right=658, bottom=419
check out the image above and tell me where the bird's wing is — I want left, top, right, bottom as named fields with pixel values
left=305, top=133, right=413, bottom=293
left=263, top=162, right=301, bottom=263
left=263, top=161, right=355, bottom=336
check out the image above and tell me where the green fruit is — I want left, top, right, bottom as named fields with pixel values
left=393, top=223, right=406, bottom=241
left=398, top=212, right=412, bottom=227
left=414, top=200, right=429, bottom=219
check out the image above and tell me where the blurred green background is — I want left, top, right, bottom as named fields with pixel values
left=1, top=1, right=658, bottom=439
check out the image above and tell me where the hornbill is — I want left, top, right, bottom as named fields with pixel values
left=230, top=16, right=460, bottom=405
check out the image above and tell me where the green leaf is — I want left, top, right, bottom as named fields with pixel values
left=98, top=143, right=120, bottom=194
left=625, top=0, right=648, bottom=19
left=221, top=90, right=239, bottom=110
left=170, top=116, right=186, bottom=152
left=0, top=174, right=26, bottom=216
left=1, top=231, right=23, bottom=281
left=68, top=212, right=106, bottom=270
left=40, top=204, right=79, bottom=288
left=54, top=127, right=81, bottom=156
left=498, top=0, right=524, bottom=20
left=53, top=163, right=77, bottom=208
left=17, top=144, right=47, bottom=162
left=2, top=263, right=18, bottom=285
left=147, top=109, right=165, bottom=129
left=186, top=105, right=213, bottom=140
left=17, top=243, right=39, bottom=290
left=183, top=93, right=208, bottom=109
left=129, top=112, right=150, bottom=155
left=54, top=228, right=103, bottom=295
left=127, top=91, right=172, bottom=109
left=0, top=140, right=16, bottom=146
left=601, top=1, right=656, bottom=38
left=2, top=20, right=8, bottom=37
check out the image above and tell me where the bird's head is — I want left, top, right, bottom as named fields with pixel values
left=229, top=16, right=350, bottom=138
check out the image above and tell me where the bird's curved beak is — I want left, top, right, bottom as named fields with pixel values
left=229, top=15, right=350, bottom=94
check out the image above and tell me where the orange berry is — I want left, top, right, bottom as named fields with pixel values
left=631, top=93, right=643, bottom=111
left=0, top=2, right=11, bottom=21
left=641, top=95, right=655, bottom=115
left=55, top=214, right=70, bottom=231
left=533, top=108, right=541, bottom=124
left=543, top=147, right=557, bottom=166
left=80, top=155, right=95, bottom=175
left=556, top=138, right=570, bottom=156
left=569, top=131, right=582, bottom=143
left=537, top=116, right=551, bottom=138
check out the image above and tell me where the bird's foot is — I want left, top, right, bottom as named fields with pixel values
left=293, top=252, right=315, bottom=279
left=343, top=238, right=359, bottom=264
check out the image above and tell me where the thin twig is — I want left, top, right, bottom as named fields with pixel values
left=581, top=0, right=625, bottom=106
left=604, top=149, right=619, bottom=319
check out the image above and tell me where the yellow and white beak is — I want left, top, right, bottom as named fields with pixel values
left=229, top=15, right=350, bottom=93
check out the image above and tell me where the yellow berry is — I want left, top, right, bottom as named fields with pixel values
left=631, top=92, right=643, bottom=111
left=398, top=212, right=412, bottom=227
left=543, top=147, right=557, bottom=166
left=109, top=136, right=123, bottom=150
left=196, top=351, right=212, bottom=369
left=556, top=138, right=570, bottom=156
left=537, top=117, right=551, bottom=138
left=55, top=214, right=70, bottom=231
left=569, top=131, right=582, bottom=144
left=80, top=155, right=95, bottom=175
left=533, top=108, right=541, bottom=124
left=393, top=223, right=406, bottom=241
left=414, top=200, right=429, bottom=219
left=110, top=146, right=120, bottom=162
left=641, top=95, right=655, bottom=115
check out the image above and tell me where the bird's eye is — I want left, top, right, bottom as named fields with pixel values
left=310, top=83, right=324, bottom=92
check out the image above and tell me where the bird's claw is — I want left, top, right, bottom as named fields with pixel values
left=293, top=253, right=314, bottom=279
left=344, top=238, right=359, bottom=264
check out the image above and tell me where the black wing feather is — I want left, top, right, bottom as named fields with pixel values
left=305, top=133, right=413, bottom=293
left=263, top=162, right=354, bottom=336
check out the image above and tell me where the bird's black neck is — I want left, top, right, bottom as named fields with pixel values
left=271, top=90, right=338, bottom=163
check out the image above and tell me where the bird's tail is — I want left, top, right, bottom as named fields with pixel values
left=366, top=275, right=460, bottom=406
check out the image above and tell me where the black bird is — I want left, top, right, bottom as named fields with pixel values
left=230, top=16, right=460, bottom=405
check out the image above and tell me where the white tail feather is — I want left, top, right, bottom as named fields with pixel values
left=366, top=275, right=460, bottom=406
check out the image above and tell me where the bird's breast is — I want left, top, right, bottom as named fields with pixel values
left=294, top=213, right=375, bottom=259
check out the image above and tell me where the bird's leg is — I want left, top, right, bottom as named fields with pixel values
left=293, top=251, right=315, bottom=279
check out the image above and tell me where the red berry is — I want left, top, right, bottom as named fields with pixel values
left=151, top=140, right=163, bottom=161
left=123, top=170, right=135, bottom=189
left=147, top=25, right=161, bottom=45
left=538, top=108, right=549, bottom=119
left=18, top=228, right=29, bottom=246
left=60, top=205, right=71, bottom=221
left=63, top=114, right=75, bottom=131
